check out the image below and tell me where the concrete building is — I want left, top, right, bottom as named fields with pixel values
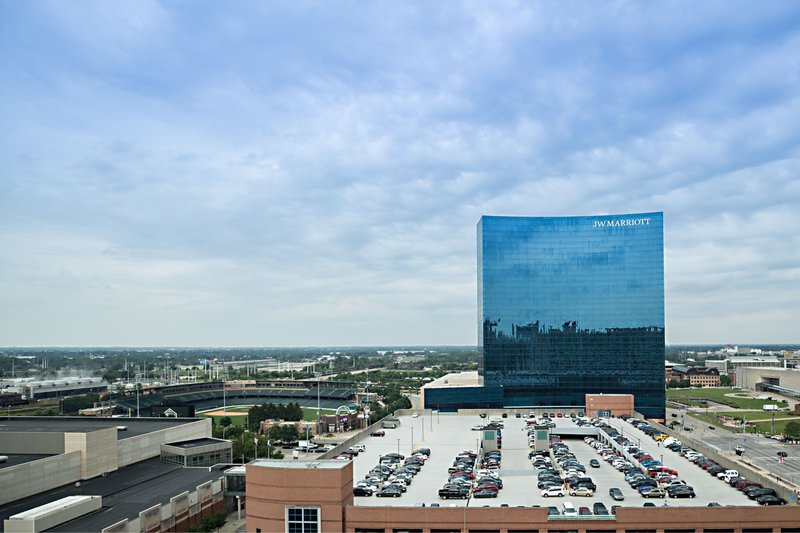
left=0, top=417, right=210, bottom=506
left=1, top=377, right=108, bottom=400
left=736, top=366, right=800, bottom=397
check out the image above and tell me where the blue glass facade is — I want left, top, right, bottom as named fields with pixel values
left=479, top=213, right=665, bottom=419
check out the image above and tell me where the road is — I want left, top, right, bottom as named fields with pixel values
left=669, top=408, right=800, bottom=487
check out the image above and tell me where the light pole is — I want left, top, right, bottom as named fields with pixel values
left=136, top=383, right=141, bottom=418
left=223, top=380, right=226, bottom=417
left=411, top=427, right=414, bottom=452
left=397, top=438, right=400, bottom=455
left=315, top=372, right=322, bottom=436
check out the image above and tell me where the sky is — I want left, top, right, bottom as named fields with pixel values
left=1, top=1, right=799, bottom=347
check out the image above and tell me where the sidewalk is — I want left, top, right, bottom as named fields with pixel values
left=220, top=510, right=246, bottom=533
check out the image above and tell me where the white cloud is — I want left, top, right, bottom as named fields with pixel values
left=1, top=1, right=799, bottom=345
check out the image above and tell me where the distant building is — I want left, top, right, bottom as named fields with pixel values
left=670, top=365, right=720, bottom=387
left=737, top=366, right=800, bottom=395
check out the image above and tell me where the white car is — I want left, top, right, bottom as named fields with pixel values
left=412, top=412, right=420, bottom=418
left=352, top=444, right=366, bottom=452
left=541, top=486, right=565, bottom=497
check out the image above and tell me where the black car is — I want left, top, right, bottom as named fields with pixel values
left=757, top=495, right=786, bottom=506
left=376, top=487, right=403, bottom=498
left=515, top=412, right=522, bottom=418
left=589, top=459, right=601, bottom=468
left=353, top=487, right=373, bottom=496
left=609, top=487, right=624, bottom=501
left=592, top=502, right=609, bottom=515
left=667, top=486, right=696, bottom=498
left=568, top=479, right=597, bottom=491
left=747, top=488, right=777, bottom=500
left=473, top=488, right=498, bottom=498
left=438, top=487, right=469, bottom=500
left=412, top=447, right=431, bottom=456
left=547, top=506, right=560, bottom=516
left=631, top=478, right=658, bottom=489
left=477, top=476, right=503, bottom=489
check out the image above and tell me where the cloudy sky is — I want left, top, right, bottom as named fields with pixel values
left=1, top=1, right=799, bottom=347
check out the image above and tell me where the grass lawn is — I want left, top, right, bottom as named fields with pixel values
left=667, top=388, right=789, bottom=409
left=199, top=406, right=339, bottom=425
left=686, top=410, right=800, bottom=435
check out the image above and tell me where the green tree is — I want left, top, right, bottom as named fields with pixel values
left=719, top=375, right=731, bottom=386
left=784, top=421, right=800, bottom=438
left=219, top=416, right=232, bottom=427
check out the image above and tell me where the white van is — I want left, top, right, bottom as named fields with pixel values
left=561, top=502, right=577, bottom=516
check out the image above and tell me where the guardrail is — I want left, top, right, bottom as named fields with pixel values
left=316, top=414, right=392, bottom=460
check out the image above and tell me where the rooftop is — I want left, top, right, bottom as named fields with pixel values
left=336, top=412, right=763, bottom=509
left=0, top=454, right=53, bottom=470
left=0, top=416, right=202, bottom=439
left=252, top=459, right=349, bottom=470
left=421, top=371, right=480, bottom=389
left=166, top=437, right=228, bottom=449
left=0, top=457, right=222, bottom=532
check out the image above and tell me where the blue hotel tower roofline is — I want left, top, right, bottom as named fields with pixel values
left=425, top=212, right=665, bottom=420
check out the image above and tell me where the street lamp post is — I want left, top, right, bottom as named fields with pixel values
left=315, top=372, right=322, bottom=436
left=411, top=427, right=414, bottom=452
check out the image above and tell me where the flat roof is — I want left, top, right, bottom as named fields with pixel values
left=421, top=371, right=480, bottom=389
left=252, top=459, right=349, bottom=470
left=0, top=454, right=53, bottom=469
left=0, top=457, right=222, bottom=532
left=166, top=437, right=227, bottom=449
left=0, top=416, right=201, bottom=439
left=344, top=412, right=762, bottom=509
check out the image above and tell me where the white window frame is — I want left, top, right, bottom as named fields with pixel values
left=285, top=506, right=320, bottom=533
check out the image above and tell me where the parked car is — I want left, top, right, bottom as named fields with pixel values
left=376, top=486, right=403, bottom=498
left=438, top=486, right=469, bottom=500
left=757, top=495, right=786, bottom=506
left=353, top=486, right=373, bottom=496
left=641, top=487, right=666, bottom=498
left=667, top=485, right=695, bottom=498
left=541, top=486, right=566, bottom=497
left=568, top=486, right=594, bottom=497
left=592, top=502, right=610, bottom=515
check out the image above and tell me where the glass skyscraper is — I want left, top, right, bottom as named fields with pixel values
left=478, top=212, right=665, bottom=419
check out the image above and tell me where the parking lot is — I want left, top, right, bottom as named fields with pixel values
left=348, top=412, right=762, bottom=509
